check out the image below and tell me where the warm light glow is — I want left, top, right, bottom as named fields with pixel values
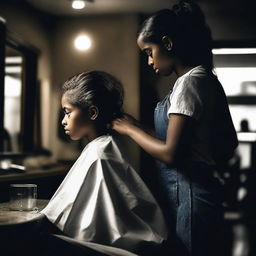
left=72, top=0, right=86, bottom=9
left=74, top=34, right=92, bottom=51
left=212, top=48, right=256, bottom=55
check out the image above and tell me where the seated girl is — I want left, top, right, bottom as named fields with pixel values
left=41, top=70, right=167, bottom=255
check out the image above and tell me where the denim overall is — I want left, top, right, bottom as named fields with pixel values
left=154, top=91, right=224, bottom=256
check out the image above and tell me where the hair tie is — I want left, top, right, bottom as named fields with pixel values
left=172, top=3, right=182, bottom=16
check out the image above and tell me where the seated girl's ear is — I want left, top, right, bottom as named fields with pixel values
left=162, top=36, right=173, bottom=51
left=89, top=105, right=99, bottom=120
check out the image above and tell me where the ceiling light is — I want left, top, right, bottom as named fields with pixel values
left=72, top=0, right=86, bottom=9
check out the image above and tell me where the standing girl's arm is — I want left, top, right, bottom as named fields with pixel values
left=112, top=114, right=188, bottom=164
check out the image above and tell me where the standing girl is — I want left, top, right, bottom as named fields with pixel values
left=112, top=1, right=238, bottom=255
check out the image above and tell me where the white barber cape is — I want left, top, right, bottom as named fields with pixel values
left=41, top=135, right=167, bottom=252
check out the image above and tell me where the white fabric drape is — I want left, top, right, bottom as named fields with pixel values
left=41, top=135, right=167, bottom=252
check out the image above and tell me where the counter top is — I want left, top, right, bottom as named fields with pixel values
left=0, top=164, right=70, bottom=182
left=0, top=199, right=48, bottom=226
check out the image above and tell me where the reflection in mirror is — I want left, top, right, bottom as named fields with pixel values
left=4, top=46, right=23, bottom=153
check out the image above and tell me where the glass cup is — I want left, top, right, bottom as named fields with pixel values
left=9, top=184, right=37, bottom=211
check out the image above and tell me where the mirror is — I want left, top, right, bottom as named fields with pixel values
left=4, top=45, right=24, bottom=152
left=0, top=18, right=39, bottom=156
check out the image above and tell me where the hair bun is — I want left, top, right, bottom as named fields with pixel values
left=172, top=1, right=186, bottom=16
left=172, top=0, right=206, bottom=26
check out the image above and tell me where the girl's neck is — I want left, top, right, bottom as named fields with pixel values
left=87, top=129, right=100, bottom=142
left=87, top=126, right=109, bottom=142
left=175, top=65, right=197, bottom=78
left=174, top=60, right=198, bottom=77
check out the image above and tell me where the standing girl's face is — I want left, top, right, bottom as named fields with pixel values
left=61, top=94, right=94, bottom=141
left=137, top=37, right=175, bottom=76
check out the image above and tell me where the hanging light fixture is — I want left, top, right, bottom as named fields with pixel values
left=69, top=0, right=94, bottom=10
left=71, top=0, right=86, bottom=9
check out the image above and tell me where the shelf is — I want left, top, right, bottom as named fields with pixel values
left=227, top=96, right=256, bottom=105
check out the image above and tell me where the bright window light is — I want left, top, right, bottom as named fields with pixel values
left=72, top=0, right=86, bottom=9
left=74, top=34, right=92, bottom=51
left=237, top=132, right=256, bottom=142
left=5, top=56, right=23, bottom=64
left=214, top=67, right=256, bottom=96
left=4, top=76, right=22, bottom=97
left=212, top=48, right=256, bottom=55
left=5, top=66, right=22, bottom=73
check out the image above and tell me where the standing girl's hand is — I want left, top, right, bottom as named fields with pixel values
left=112, top=113, right=139, bottom=135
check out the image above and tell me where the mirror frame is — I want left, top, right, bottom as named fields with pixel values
left=0, top=18, right=5, bottom=152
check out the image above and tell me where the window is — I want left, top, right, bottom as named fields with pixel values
left=213, top=41, right=256, bottom=170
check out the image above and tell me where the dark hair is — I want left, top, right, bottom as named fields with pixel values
left=62, top=70, right=124, bottom=133
left=138, top=0, right=213, bottom=69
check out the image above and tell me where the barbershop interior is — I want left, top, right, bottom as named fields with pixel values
left=0, top=0, right=256, bottom=255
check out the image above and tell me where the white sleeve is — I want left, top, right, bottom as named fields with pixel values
left=168, top=76, right=203, bottom=120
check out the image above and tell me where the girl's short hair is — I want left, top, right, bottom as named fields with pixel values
left=138, top=0, right=213, bottom=69
left=62, top=70, right=124, bottom=130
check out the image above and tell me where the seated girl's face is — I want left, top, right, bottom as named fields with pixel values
left=61, top=94, right=95, bottom=141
